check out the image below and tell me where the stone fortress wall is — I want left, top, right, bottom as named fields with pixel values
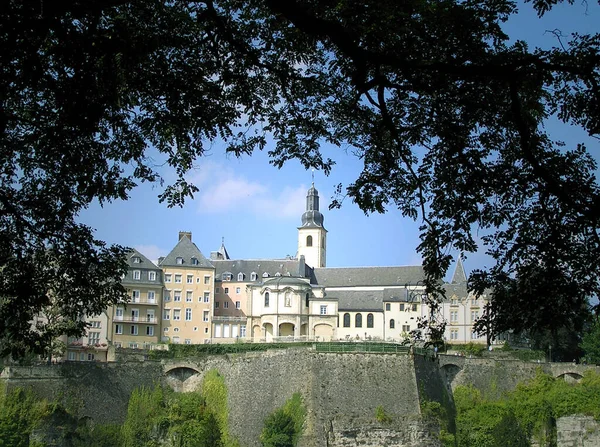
left=2, top=349, right=599, bottom=447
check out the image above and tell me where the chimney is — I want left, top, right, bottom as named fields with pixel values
left=179, top=231, right=192, bottom=241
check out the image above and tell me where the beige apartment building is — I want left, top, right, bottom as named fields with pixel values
left=111, top=249, right=163, bottom=349
left=160, top=232, right=214, bottom=344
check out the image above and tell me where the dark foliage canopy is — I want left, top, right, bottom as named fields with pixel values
left=1, top=0, right=599, bottom=354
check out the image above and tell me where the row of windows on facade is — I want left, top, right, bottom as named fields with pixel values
left=339, top=313, right=410, bottom=332
left=221, top=271, right=288, bottom=281
left=262, top=292, right=312, bottom=308
left=165, top=274, right=211, bottom=284
left=449, top=329, right=481, bottom=340
left=164, top=290, right=211, bottom=303
left=133, top=255, right=204, bottom=266
left=450, top=298, right=481, bottom=306
left=385, top=303, right=418, bottom=312
left=449, top=310, right=480, bottom=323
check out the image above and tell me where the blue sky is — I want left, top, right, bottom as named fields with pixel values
left=79, top=1, right=599, bottom=277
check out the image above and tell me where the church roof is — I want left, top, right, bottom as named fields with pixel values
left=160, top=234, right=214, bottom=268
left=329, top=290, right=385, bottom=312
left=311, top=266, right=424, bottom=287
left=212, top=259, right=306, bottom=281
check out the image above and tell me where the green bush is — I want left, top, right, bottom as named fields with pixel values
left=459, top=343, right=486, bottom=357
left=260, top=394, right=306, bottom=447
left=375, top=405, right=392, bottom=423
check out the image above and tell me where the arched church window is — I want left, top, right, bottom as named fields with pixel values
left=355, top=313, right=362, bottom=328
left=367, top=313, right=374, bottom=328
left=390, top=319, right=395, bottom=329
left=343, top=313, right=350, bottom=328
left=264, top=292, right=270, bottom=307
left=306, top=235, right=313, bottom=247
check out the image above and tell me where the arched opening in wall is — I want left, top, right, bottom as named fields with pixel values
left=264, top=322, right=274, bottom=342
left=343, top=313, right=350, bottom=327
left=264, top=292, right=270, bottom=307
left=252, top=325, right=262, bottom=340
left=558, top=372, right=583, bottom=383
left=314, top=324, right=333, bottom=341
left=300, top=323, right=308, bottom=336
left=306, top=235, right=313, bottom=247
left=390, top=319, right=395, bottom=329
left=367, top=313, right=374, bottom=328
left=279, top=322, right=294, bottom=337
left=355, top=313, right=363, bottom=328
left=441, top=363, right=462, bottom=389
left=165, top=367, right=200, bottom=392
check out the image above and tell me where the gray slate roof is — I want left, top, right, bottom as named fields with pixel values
left=451, top=257, right=467, bottom=284
left=212, top=259, right=305, bottom=281
left=122, top=249, right=162, bottom=286
left=311, top=266, right=425, bottom=287
left=328, top=290, right=384, bottom=312
left=160, top=235, right=214, bottom=268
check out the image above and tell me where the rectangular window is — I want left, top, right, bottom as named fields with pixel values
left=130, top=325, right=138, bottom=335
left=131, top=290, right=140, bottom=303
left=172, top=336, right=180, bottom=344
left=185, top=308, right=192, bottom=321
left=163, top=310, right=170, bottom=320
left=411, top=304, right=417, bottom=312
left=91, top=320, right=101, bottom=328
left=87, top=353, right=95, bottom=361
left=175, top=274, right=182, bottom=283
left=472, top=331, right=479, bottom=339
left=133, top=270, right=141, bottom=280
left=146, top=310, right=155, bottom=322
left=235, top=301, right=241, bottom=309
left=236, top=287, right=241, bottom=294
left=402, top=325, right=410, bottom=332
left=240, top=325, right=247, bottom=337
left=204, top=327, right=209, bottom=334
left=224, top=302, right=229, bottom=309
left=174, top=291, right=181, bottom=302
left=187, top=275, right=193, bottom=284
left=224, top=287, right=229, bottom=294
left=215, top=302, right=219, bottom=309
left=164, top=291, right=171, bottom=302
left=204, top=292, right=210, bottom=303
left=165, top=274, right=172, bottom=283
left=451, top=329, right=458, bottom=340
left=204, top=276, right=210, bottom=285
left=385, top=303, right=391, bottom=311
left=186, top=291, right=193, bottom=302
left=148, top=290, right=156, bottom=303
left=173, top=309, right=181, bottom=321
left=203, top=310, right=209, bottom=322
left=68, top=352, right=76, bottom=361
left=88, top=332, right=100, bottom=344
left=146, top=326, right=154, bottom=336
left=115, top=324, right=123, bottom=334
left=320, top=305, right=327, bottom=315
left=400, top=303, right=405, bottom=311
left=471, top=310, right=479, bottom=322
left=451, top=311, right=458, bottom=322
left=216, top=287, right=221, bottom=293
left=185, top=339, right=192, bottom=345
left=149, top=271, right=156, bottom=281
left=116, top=307, right=124, bottom=319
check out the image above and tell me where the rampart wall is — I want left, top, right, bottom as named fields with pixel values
left=2, top=350, right=599, bottom=446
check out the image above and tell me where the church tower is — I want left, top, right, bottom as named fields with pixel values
left=297, top=183, right=327, bottom=268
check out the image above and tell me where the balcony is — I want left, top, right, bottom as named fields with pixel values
left=127, top=298, right=159, bottom=305
left=212, top=316, right=247, bottom=323
left=114, top=316, right=158, bottom=324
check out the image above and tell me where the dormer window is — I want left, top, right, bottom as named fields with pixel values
left=132, top=256, right=141, bottom=264
left=191, top=257, right=199, bottom=266
left=176, top=257, right=184, bottom=265
left=222, top=272, right=233, bottom=281
left=262, top=272, right=269, bottom=278
left=237, top=272, right=245, bottom=281
left=275, top=272, right=281, bottom=277
left=251, top=272, right=258, bottom=281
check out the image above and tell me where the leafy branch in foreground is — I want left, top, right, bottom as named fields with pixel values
left=1, top=0, right=599, bottom=354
